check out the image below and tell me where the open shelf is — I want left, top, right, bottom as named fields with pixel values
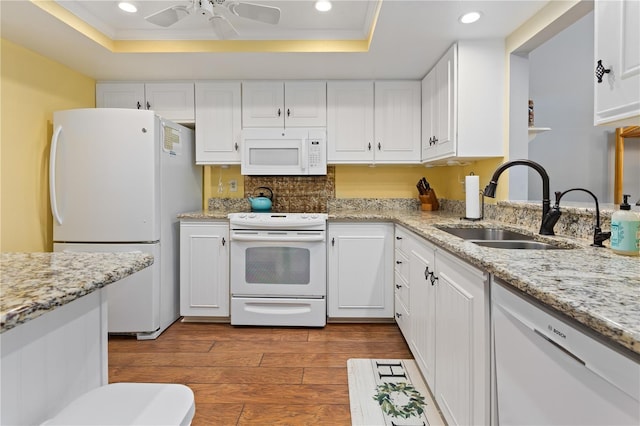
left=528, top=127, right=551, bottom=142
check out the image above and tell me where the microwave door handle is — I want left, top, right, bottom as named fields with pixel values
left=301, top=138, right=308, bottom=172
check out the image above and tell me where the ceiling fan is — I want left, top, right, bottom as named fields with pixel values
left=145, top=0, right=281, bottom=40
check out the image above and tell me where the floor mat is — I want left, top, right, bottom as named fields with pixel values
left=347, top=359, right=444, bottom=426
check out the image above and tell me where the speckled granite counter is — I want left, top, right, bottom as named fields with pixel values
left=0, top=252, right=154, bottom=333
left=179, top=203, right=640, bottom=357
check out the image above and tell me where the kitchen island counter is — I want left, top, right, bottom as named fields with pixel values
left=0, top=252, right=154, bottom=333
left=179, top=207, right=639, bottom=357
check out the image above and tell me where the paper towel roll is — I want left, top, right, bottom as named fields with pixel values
left=465, top=175, right=480, bottom=219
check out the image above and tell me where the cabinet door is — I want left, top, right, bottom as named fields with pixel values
left=434, top=45, right=456, bottom=159
left=179, top=222, right=229, bottom=317
left=327, top=81, right=375, bottom=163
left=284, top=81, right=327, bottom=127
left=195, top=82, right=241, bottom=164
left=96, top=82, right=144, bottom=110
left=374, top=81, right=421, bottom=163
left=434, top=251, right=489, bottom=426
left=144, top=83, right=195, bottom=123
left=409, top=238, right=437, bottom=388
left=327, top=223, right=394, bottom=318
left=421, top=70, right=438, bottom=162
left=594, top=0, right=640, bottom=126
left=242, top=81, right=285, bottom=127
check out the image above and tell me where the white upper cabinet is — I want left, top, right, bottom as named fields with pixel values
left=421, top=53, right=454, bottom=161
left=194, top=81, right=242, bottom=165
left=96, top=82, right=195, bottom=123
left=96, top=82, right=145, bottom=110
left=327, top=80, right=421, bottom=164
left=241, top=81, right=327, bottom=128
left=327, top=81, right=375, bottom=163
left=594, top=0, right=640, bottom=127
left=422, top=41, right=504, bottom=163
left=374, top=81, right=422, bottom=162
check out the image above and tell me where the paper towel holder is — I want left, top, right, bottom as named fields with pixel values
left=463, top=172, right=484, bottom=221
left=462, top=191, right=484, bottom=221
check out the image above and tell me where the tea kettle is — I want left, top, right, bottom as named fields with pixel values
left=248, top=186, right=273, bottom=212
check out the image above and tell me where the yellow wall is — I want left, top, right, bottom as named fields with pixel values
left=203, top=158, right=503, bottom=203
left=1, top=39, right=95, bottom=252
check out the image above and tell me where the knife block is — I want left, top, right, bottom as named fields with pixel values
left=419, top=189, right=439, bottom=211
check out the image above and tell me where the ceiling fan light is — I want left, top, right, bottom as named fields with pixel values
left=118, top=2, right=137, bottom=13
left=315, top=1, right=332, bottom=12
left=459, top=11, right=482, bottom=24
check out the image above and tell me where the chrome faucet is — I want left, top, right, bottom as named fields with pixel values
left=543, top=188, right=611, bottom=247
left=483, top=159, right=554, bottom=235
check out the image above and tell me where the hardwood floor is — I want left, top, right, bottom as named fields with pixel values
left=108, top=321, right=413, bottom=425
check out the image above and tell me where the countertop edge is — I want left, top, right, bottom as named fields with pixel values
left=0, top=252, right=154, bottom=334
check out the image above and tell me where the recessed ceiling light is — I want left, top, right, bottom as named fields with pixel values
left=118, top=2, right=138, bottom=13
left=315, top=0, right=332, bottom=12
left=459, top=11, right=482, bottom=24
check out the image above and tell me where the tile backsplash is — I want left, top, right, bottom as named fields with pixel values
left=243, top=166, right=336, bottom=213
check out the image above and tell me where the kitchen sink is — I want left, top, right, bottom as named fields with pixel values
left=436, top=226, right=534, bottom=241
left=471, top=240, right=567, bottom=250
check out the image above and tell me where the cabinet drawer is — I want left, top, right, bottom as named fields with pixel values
left=394, top=271, right=410, bottom=310
left=395, top=226, right=413, bottom=252
left=394, top=248, right=410, bottom=281
left=395, top=294, right=410, bottom=339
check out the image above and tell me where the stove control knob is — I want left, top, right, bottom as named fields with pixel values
left=301, top=214, right=308, bottom=219
left=249, top=213, right=256, bottom=218
left=239, top=213, right=247, bottom=218
left=311, top=214, right=318, bottom=219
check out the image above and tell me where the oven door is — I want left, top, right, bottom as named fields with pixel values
left=230, top=229, right=326, bottom=297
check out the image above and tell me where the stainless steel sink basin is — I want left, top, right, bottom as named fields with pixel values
left=437, top=226, right=534, bottom=241
left=471, top=240, right=566, bottom=250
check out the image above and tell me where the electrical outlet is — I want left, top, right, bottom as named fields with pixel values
left=229, top=179, right=237, bottom=192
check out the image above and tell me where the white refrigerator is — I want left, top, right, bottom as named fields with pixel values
left=50, top=108, right=202, bottom=339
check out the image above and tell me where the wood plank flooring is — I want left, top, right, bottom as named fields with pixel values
left=108, top=321, right=413, bottom=425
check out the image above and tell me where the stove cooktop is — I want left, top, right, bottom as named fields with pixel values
left=228, top=212, right=328, bottom=229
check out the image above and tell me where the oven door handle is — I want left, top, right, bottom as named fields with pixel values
left=230, top=234, right=325, bottom=243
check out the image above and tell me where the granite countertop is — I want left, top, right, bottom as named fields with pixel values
left=180, top=207, right=640, bottom=357
left=0, top=252, right=154, bottom=333
left=332, top=209, right=640, bottom=357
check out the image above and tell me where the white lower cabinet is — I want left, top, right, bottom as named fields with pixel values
left=434, top=250, right=490, bottom=426
left=395, top=224, right=490, bottom=426
left=408, top=234, right=437, bottom=388
left=179, top=220, right=229, bottom=318
left=327, top=222, right=394, bottom=318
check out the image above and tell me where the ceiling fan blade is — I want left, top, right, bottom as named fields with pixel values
left=145, top=5, right=190, bottom=27
left=210, top=15, right=239, bottom=40
left=227, top=2, right=281, bottom=25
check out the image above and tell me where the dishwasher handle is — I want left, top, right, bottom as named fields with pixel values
left=533, top=328, right=585, bottom=365
left=230, top=233, right=325, bottom=243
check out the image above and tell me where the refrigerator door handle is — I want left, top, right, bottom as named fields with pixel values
left=50, top=124, right=63, bottom=225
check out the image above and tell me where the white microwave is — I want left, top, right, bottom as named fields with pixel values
left=240, top=128, right=327, bottom=176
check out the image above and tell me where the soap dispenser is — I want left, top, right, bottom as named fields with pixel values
left=610, top=194, right=639, bottom=256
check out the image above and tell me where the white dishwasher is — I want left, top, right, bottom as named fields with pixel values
left=492, top=281, right=639, bottom=425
